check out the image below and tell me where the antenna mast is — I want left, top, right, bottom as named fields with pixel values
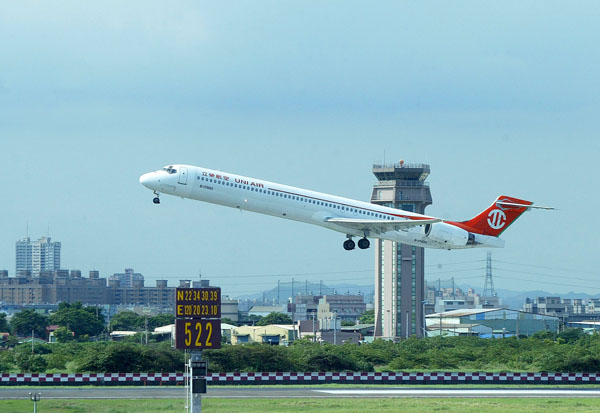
left=483, top=252, right=496, bottom=297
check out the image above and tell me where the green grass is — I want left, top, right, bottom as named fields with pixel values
left=2, top=398, right=600, bottom=413
left=0, top=399, right=185, bottom=413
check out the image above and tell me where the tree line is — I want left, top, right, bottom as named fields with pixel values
left=1, top=305, right=361, bottom=342
left=2, top=328, right=600, bottom=374
left=0, top=303, right=174, bottom=344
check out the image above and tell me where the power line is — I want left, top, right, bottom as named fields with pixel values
left=494, top=267, right=599, bottom=283
left=424, top=260, right=485, bottom=268
left=231, top=273, right=489, bottom=296
left=493, top=259, right=597, bottom=276
left=426, top=267, right=486, bottom=275
left=455, top=275, right=490, bottom=280
left=426, top=275, right=486, bottom=282
left=143, top=260, right=489, bottom=280
left=215, top=276, right=375, bottom=287
left=494, top=275, right=600, bottom=291
left=143, top=269, right=373, bottom=279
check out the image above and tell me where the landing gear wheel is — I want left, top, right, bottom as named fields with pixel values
left=343, top=239, right=356, bottom=251
left=358, top=238, right=370, bottom=249
left=153, top=197, right=160, bottom=204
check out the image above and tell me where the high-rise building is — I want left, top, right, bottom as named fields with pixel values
left=16, top=236, right=61, bottom=276
left=109, top=268, right=144, bottom=287
left=16, top=237, right=33, bottom=273
left=371, top=161, right=432, bottom=338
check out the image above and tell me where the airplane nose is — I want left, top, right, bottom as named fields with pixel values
left=139, top=172, right=155, bottom=189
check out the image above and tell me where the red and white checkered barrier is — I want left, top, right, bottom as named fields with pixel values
left=206, top=372, right=600, bottom=384
left=2, top=372, right=600, bottom=386
left=0, top=373, right=183, bottom=385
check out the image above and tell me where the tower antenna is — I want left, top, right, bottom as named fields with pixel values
left=483, top=251, right=496, bottom=297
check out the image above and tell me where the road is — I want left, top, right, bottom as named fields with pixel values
left=3, top=387, right=600, bottom=399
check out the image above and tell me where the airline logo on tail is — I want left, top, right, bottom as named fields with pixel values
left=487, top=209, right=506, bottom=230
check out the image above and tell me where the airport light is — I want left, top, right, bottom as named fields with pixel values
left=29, top=392, right=41, bottom=413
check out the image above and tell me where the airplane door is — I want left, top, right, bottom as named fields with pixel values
left=178, top=167, right=188, bottom=185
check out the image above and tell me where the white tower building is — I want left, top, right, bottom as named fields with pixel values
left=16, top=236, right=61, bottom=275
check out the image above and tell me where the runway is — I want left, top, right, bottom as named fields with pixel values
left=3, top=387, right=600, bottom=399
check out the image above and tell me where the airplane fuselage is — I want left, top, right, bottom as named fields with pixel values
left=140, top=164, right=507, bottom=250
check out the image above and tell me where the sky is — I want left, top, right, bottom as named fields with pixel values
left=1, top=1, right=599, bottom=297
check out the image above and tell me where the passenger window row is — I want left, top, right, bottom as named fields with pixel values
left=198, top=175, right=393, bottom=220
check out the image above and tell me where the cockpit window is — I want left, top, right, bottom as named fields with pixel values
left=161, top=166, right=177, bottom=174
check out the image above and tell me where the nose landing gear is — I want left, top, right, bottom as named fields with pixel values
left=152, top=191, right=160, bottom=204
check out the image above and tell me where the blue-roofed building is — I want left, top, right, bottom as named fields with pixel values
left=426, top=308, right=559, bottom=337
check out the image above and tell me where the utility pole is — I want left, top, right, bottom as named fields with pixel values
left=31, top=329, right=34, bottom=354
left=277, top=280, right=280, bottom=305
left=333, top=313, right=337, bottom=345
left=422, top=300, right=428, bottom=337
left=144, top=316, right=148, bottom=345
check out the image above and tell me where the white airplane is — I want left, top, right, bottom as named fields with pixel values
left=139, top=165, right=552, bottom=251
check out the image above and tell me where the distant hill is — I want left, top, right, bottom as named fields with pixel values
left=495, top=288, right=600, bottom=310
left=233, top=280, right=598, bottom=311
left=455, top=283, right=600, bottom=310
left=234, top=282, right=374, bottom=303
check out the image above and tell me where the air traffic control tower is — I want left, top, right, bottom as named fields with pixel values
left=371, top=161, right=432, bottom=339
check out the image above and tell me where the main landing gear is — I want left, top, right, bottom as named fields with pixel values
left=343, top=239, right=355, bottom=251
left=152, top=191, right=160, bottom=204
left=343, top=237, right=370, bottom=251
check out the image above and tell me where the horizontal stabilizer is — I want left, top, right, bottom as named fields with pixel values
left=496, top=201, right=556, bottom=210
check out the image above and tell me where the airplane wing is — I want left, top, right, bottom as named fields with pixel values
left=324, top=217, right=441, bottom=235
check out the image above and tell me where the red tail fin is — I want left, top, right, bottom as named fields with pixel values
left=449, top=196, right=533, bottom=237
